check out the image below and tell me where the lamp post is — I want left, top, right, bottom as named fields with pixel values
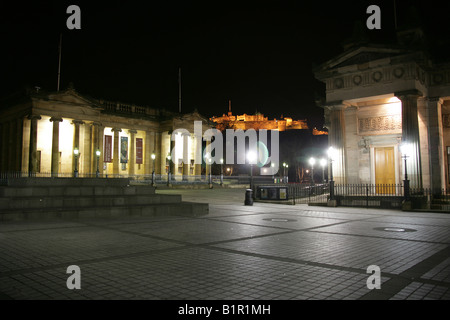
left=95, top=149, right=101, bottom=178
left=208, top=156, right=212, bottom=188
left=282, top=162, right=288, bottom=183
left=167, top=153, right=171, bottom=186
left=151, top=152, right=156, bottom=186
left=73, top=147, right=79, bottom=178
left=309, top=157, right=316, bottom=186
left=320, top=158, right=326, bottom=183
left=271, top=162, right=275, bottom=183
left=247, top=151, right=256, bottom=190
left=220, top=158, right=224, bottom=186
left=400, top=143, right=411, bottom=200
left=204, top=153, right=212, bottom=188
left=328, top=147, right=335, bottom=200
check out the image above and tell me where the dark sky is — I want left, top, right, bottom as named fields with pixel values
left=1, top=0, right=449, bottom=128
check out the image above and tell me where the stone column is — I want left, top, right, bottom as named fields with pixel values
left=169, top=132, right=175, bottom=179
left=129, top=129, right=137, bottom=176
left=112, top=128, right=122, bottom=176
left=15, top=117, right=24, bottom=172
left=326, top=103, right=347, bottom=184
left=155, top=132, right=162, bottom=174
left=98, top=125, right=104, bottom=177
left=182, top=132, right=189, bottom=181
left=91, top=122, right=101, bottom=174
left=72, top=120, right=84, bottom=175
left=144, top=131, right=155, bottom=175
left=50, top=117, right=63, bottom=177
left=426, top=97, right=443, bottom=193
left=396, top=90, right=422, bottom=189
left=28, top=115, right=41, bottom=176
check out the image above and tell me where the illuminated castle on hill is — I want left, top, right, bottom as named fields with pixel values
left=210, top=100, right=327, bottom=135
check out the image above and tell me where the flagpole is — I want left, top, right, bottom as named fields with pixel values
left=394, top=0, right=398, bottom=30
left=178, top=67, right=182, bottom=113
left=57, top=33, right=62, bottom=92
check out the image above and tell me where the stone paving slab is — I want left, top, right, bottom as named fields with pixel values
left=209, top=213, right=349, bottom=230
left=311, top=220, right=450, bottom=244
left=421, top=257, right=450, bottom=283
left=213, top=231, right=447, bottom=275
left=0, top=247, right=389, bottom=300
left=0, top=188, right=449, bottom=301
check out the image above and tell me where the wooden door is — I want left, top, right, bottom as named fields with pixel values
left=375, top=147, right=395, bottom=194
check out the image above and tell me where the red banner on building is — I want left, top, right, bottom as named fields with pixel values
left=104, top=135, right=112, bottom=163
left=136, top=138, right=143, bottom=164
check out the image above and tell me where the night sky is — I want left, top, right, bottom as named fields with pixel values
left=1, top=0, right=449, bottom=129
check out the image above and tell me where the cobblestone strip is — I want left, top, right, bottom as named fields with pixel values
left=360, top=245, right=450, bottom=299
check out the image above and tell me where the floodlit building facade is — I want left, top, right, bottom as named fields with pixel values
left=0, top=86, right=214, bottom=180
left=314, top=29, right=450, bottom=194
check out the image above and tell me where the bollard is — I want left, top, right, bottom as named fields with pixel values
left=245, top=189, right=253, bottom=206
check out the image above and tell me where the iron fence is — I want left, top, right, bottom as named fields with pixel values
left=333, top=184, right=404, bottom=209
left=0, top=171, right=274, bottom=187
left=252, top=182, right=449, bottom=211
left=408, top=187, right=450, bottom=211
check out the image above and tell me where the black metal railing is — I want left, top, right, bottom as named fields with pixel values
left=0, top=171, right=274, bottom=187
left=333, top=184, right=404, bottom=209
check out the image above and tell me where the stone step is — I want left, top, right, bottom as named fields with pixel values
left=0, top=194, right=182, bottom=210
left=0, top=202, right=209, bottom=221
left=5, top=177, right=131, bottom=187
left=0, top=185, right=155, bottom=198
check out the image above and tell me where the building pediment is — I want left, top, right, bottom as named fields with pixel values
left=315, top=45, right=409, bottom=76
left=44, top=88, right=102, bottom=109
left=170, top=111, right=215, bottom=133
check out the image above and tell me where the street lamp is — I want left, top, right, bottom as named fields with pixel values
left=151, top=151, right=156, bottom=186
left=328, top=146, right=336, bottom=200
left=167, top=153, right=172, bottom=186
left=220, top=158, right=224, bottom=186
left=208, top=156, right=212, bottom=188
left=400, top=142, right=412, bottom=200
left=271, top=162, right=275, bottom=182
left=95, top=149, right=101, bottom=178
left=73, top=147, right=79, bottom=177
left=309, top=157, right=316, bottom=185
left=327, top=147, right=336, bottom=182
left=320, top=158, right=326, bottom=183
left=247, top=151, right=256, bottom=190
left=282, top=162, right=288, bottom=183
left=204, top=153, right=212, bottom=188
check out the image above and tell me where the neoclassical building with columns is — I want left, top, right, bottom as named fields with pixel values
left=314, top=29, right=450, bottom=194
left=0, top=86, right=214, bottom=180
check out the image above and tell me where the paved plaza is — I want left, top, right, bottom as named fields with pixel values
left=0, top=188, right=449, bottom=301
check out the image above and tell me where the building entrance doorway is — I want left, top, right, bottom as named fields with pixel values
left=374, top=147, right=396, bottom=194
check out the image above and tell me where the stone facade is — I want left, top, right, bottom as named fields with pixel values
left=315, top=38, right=450, bottom=193
left=0, top=87, right=214, bottom=179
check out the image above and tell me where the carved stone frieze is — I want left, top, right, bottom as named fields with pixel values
left=358, top=115, right=402, bottom=135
